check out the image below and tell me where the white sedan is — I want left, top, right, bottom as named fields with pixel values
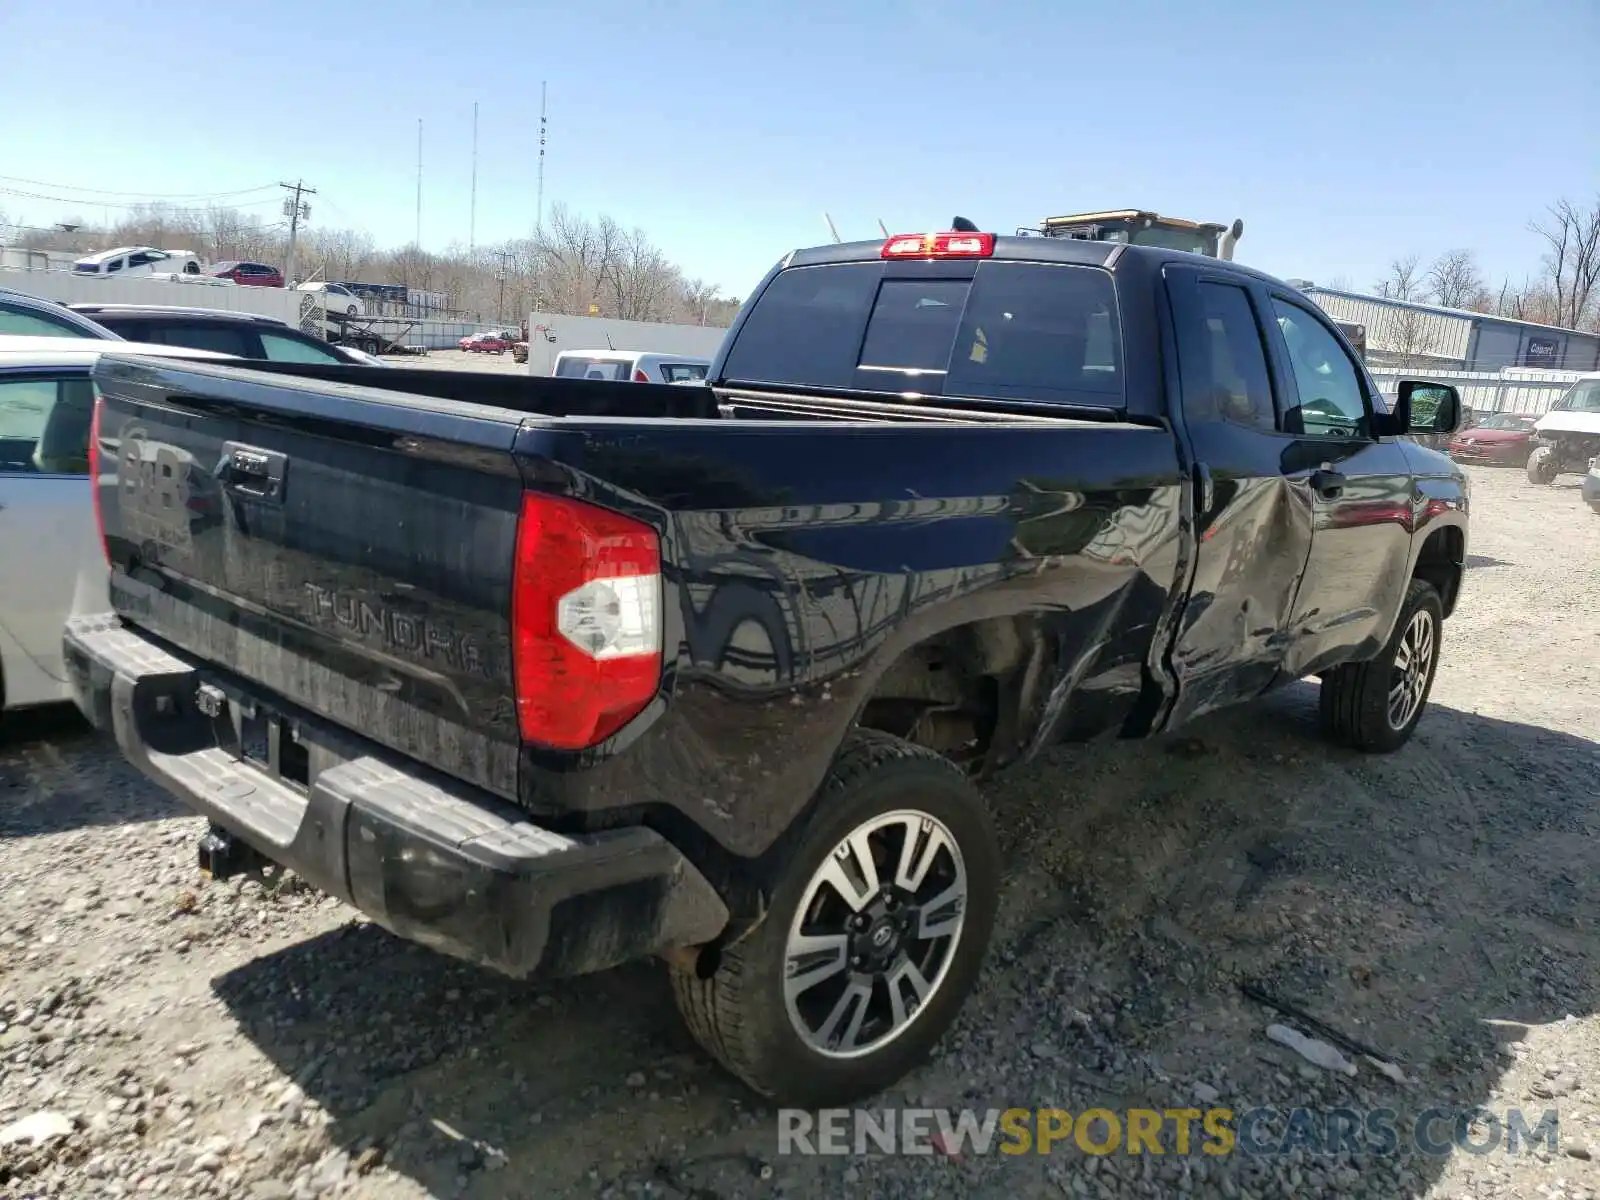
left=0, top=337, right=232, bottom=713
left=297, top=282, right=365, bottom=316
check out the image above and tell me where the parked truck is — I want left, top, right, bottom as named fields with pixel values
left=1029, top=208, right=1245, bottom=260
left=65, top=225, right=1468, bottom=1107
left=1525, top=373, right=1600, bottom=485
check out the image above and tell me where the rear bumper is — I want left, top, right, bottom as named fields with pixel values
left=63, top=615, right=728, bottom=979
left=1447, top=442, right=1526, bottom=464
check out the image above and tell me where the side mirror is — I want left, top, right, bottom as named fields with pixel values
left=1394, top=380, right=1462, bottom=437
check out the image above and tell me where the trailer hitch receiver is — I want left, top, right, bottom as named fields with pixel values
left=197, top=825, right=262, bottom=881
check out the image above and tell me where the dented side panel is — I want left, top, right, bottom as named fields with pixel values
left=512, top=417, right=1188, bottom=858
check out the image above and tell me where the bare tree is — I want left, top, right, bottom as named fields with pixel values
left=1427, top=249, right=1488, bottom=311
left=1387, top=307, right=1442, bottom=368
left=383, top=244, right=442, bottom=291
left=597, top=218, right=682, bottom=322
left=301, top=227, right=375, bottom=283
left=1530, top=196, right=1600, bottom=330
left=1496, top=278, right=1562, bottom=327
left=2, top=196, right=743, bottom=327
left=534, top=203, right=610, bottom=315
left=1374, top=255, right=1426, bottom=302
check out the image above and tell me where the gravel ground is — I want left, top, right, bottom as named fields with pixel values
left=382, top=349, right=529, bottom=376
left=2, top=464, right=1597, bottom=1200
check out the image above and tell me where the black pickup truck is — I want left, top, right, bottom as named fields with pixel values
left=64, top=228, right=1468, bottom=1107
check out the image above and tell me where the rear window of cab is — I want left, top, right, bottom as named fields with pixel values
left=721, top=260, right=1122, bottom=408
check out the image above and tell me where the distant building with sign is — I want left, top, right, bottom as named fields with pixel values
left=1297, top=285, right=1600, bottom=372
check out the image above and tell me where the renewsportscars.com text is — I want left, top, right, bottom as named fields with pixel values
left=777, top=1106, right=1561, bottom=1158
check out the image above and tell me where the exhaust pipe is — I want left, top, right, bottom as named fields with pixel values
left=1218, top=218, right=1244, bottom=262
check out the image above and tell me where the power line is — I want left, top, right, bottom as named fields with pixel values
left=0, top=185, right=281, bottom=212
left=0, top=176, right=278, bottom=202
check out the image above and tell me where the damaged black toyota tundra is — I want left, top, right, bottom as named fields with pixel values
left=65, top=227, right=1469, bottom=1106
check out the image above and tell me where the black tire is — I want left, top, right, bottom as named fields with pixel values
left=670, top=730, right=999, bottom=1107
left=1320, top=579, right=1443, bottom=752
left=1526, top=445, right=1558, bottom=484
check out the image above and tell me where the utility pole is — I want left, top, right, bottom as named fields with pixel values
left=279, top=180, right=315, bottom=288
left=533, top=82, right=547, bottom=313
left=496, top=250, right=513, bottom=323
left=469, top=102, right=478, bottom=253
left=536, top=82, right=547, bottom=234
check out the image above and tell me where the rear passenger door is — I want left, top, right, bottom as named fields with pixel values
left=0, top=371, right=102, bottom=705
left=1162, top=266, right=1315, bottom=725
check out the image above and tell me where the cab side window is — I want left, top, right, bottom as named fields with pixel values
left=140, top=322, right=254, bottom=357
left=0, top=305, right=89, bottom=338
left=1190, top=283, right=1276, bottom=432
left=259, top=330, right=345, bottom=364
left=0, top=376, right=94, bottom=475
left=1270, top=298, right=1369, bottom=438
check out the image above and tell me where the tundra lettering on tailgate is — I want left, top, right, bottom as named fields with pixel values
left=301, top=582, right=499, bottom=678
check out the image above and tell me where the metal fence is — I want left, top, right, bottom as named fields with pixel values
left=1369, top=368, right=1584, bottom=416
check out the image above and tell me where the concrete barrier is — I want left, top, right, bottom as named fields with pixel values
left=0, top=266, right=307, bottom=323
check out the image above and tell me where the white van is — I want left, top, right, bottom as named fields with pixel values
left=72, top=246, right=206, bottom=279
left=552, top=350, right=710, bottom=384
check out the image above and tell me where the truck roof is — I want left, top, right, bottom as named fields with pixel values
left=785, top=235, right=1276, bottom=284
left=67, top=302, right=289, bottom=326
left=0, top=336, right=233, bottom=365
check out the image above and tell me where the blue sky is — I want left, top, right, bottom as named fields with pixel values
left=2, top=0, right=1596, bottom=300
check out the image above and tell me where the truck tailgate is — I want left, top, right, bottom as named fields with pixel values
left=90, top=354, right=527, bottom=798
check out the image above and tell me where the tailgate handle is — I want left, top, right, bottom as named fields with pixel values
left=218, top=443, right=287, bottom=502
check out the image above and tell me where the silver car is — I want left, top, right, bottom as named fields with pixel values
left=0, top=337, right=231, bottom=712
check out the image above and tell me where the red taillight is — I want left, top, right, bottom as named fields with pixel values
left=511, top=492, right=663, bottom=750
left=881, top=230, right=996, bottom=260
left=632, top=368, right=650, bottom=383
left=88, top=393, right=109, bottom=565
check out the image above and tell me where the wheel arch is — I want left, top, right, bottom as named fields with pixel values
left=1411, top=522, right=1466, bottom=618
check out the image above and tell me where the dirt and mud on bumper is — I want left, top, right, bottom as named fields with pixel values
left=62, top=614, right=729, bottom=979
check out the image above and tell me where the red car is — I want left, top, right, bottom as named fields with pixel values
left=459, top=331, right=512, bottom=354
left=1447, top=412, right=1539, bottom=465
left=207, top=261, right=284, bottom=288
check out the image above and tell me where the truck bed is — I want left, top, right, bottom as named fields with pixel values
left=85, top=353, right=1184, bottom=854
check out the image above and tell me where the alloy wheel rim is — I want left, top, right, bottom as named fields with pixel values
left=782, top=809, right=968, bottom=1059
left=1387, top=609, right=1435, bottom=730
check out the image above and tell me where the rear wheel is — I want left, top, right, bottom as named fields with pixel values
left=1319, top=579, right=1443, bottom=752
left=670, top=731, right=999, bottom=1107
left=1526, top=445, right=1559, bottom=484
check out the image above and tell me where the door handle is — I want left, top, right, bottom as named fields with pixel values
left=216, top=443, right=288, bottom=503
left=1309, top=468, right=1346, bottom=500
